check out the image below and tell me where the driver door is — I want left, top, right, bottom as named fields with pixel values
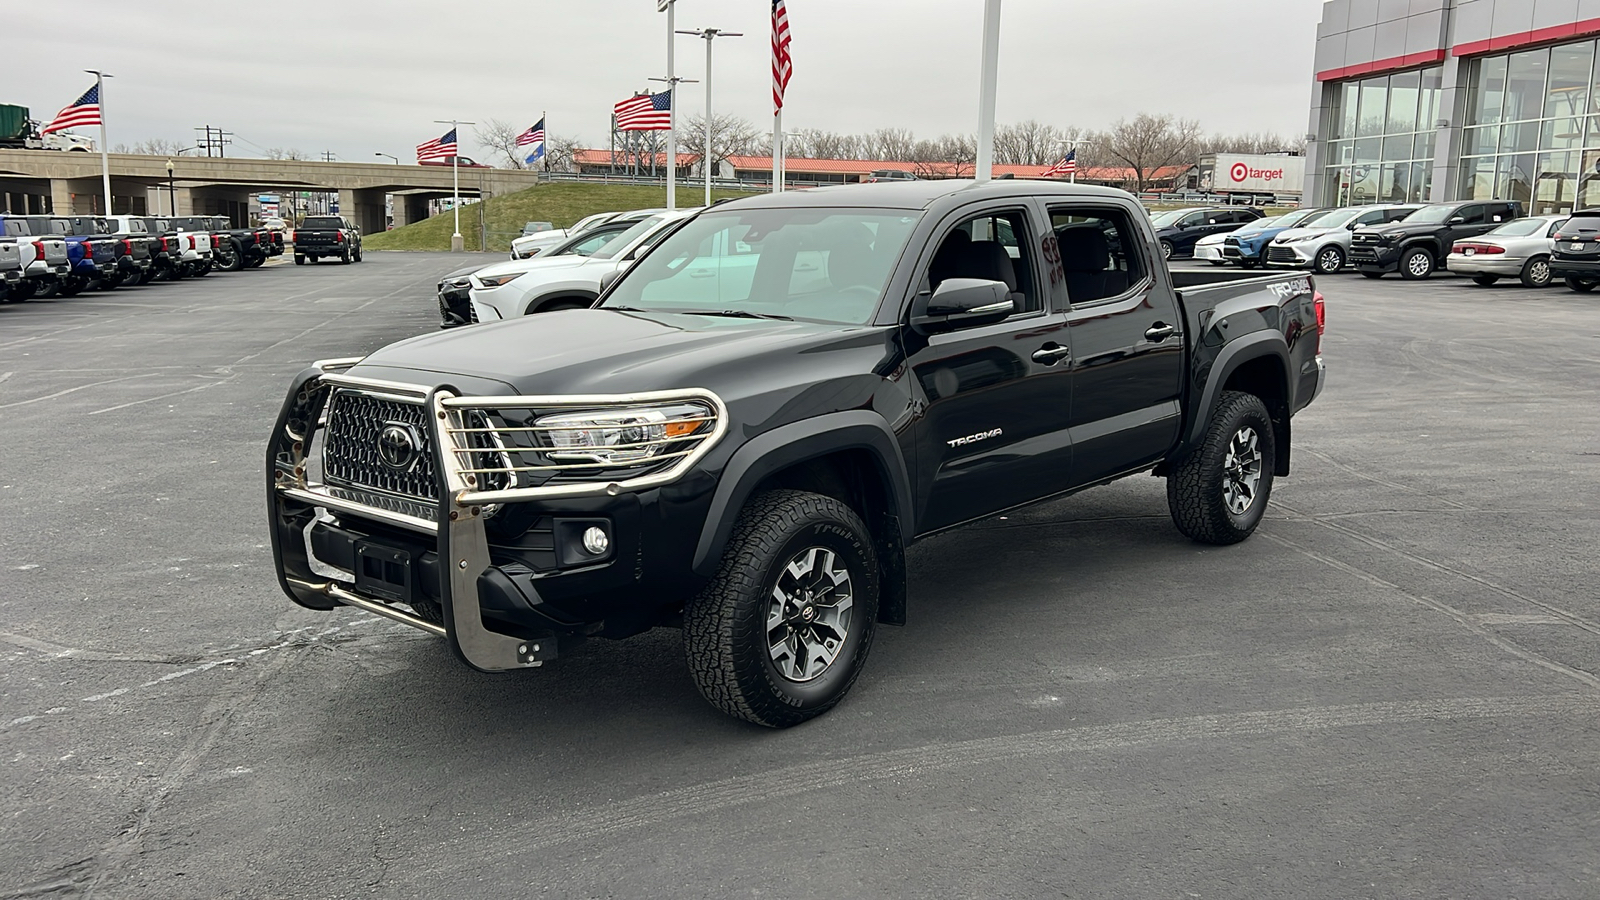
left=903, top=203, right=1076, bottom=535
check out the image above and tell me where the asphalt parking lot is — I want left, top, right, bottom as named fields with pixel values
left=3, top=253, right=1598, bottom=899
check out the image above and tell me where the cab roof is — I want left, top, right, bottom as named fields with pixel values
left=717, top=179, right=1138, bottom=211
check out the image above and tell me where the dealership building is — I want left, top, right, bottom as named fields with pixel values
left=1306, top=0, right=1600, bottom=211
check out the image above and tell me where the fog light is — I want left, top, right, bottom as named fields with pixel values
left=581, top=526, right=609, bottom=555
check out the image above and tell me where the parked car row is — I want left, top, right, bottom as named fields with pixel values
left=0, top=213, right=284, bottom=302
left=1174, top=198, right=1599, bottom=293
left=440, top=206, right=698, bottom=326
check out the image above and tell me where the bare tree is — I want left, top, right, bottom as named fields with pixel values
left=1102, top=113, right=1202, bottom=192
left=677, top=113, right=762, bottom=175
left=474, top=118, right=528, bottom=169
left=791, top=129, right=862, bottom=160
left=544, top=134, right=583, bottom=173
left=266, top=147, right=310, bottom=160
left=868, top=128, right=917, bottom=162
left=994, top=120, right=1062, bottom=166
left=113, top=138, right=188, bottom=156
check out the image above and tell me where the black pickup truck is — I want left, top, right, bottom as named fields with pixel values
left=268, top=181, right=1326, bottom=727
left=292, top=215, right=362, bottom=265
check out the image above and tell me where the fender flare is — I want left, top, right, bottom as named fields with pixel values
left=692, top=407, right=914, bottom=569
left=1399, top=237, right=1444, bottom=263
left=523, top=289, right=599, bottom=316
left=1182, top=330, right=1292, bottom=453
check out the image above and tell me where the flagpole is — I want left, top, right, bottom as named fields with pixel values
left=542, top=110, right=548, bottom=175
left=974, top=0, right=1002, bottom=182
left=773, top=111, right=783, bottom=193
left=664, top=0, right=678, bottom=209
left=86, top=70, right=112, bottom=215
left=437, top=118, right=473, bottom=251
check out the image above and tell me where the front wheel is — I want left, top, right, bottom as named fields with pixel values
left=1159, top=240, right=1174, bottom=261
left=1400, top=247, right=1435, bottom=280
left=1471, top=274, right=1500, bottom=286
left=1167, top=391, right=1276, bottom=546
left=1519, top=256, right=1552, bottom=288
left=1315, top=246, right=1345, bottom=274
left=1565, top=276, right=1597, bottom=293
left=684, top=490, right=879, bottom=728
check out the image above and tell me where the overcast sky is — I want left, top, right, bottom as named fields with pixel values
left=13, top=0, right=1324, bottom=161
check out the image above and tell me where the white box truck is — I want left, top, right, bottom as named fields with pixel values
left=1197, top=153, right=1305, bottom=200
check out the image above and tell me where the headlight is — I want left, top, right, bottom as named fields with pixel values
left=1287, top=232, right=1325, bottom=244
left=1383, top=232, right=1406, bottom=242
left=535, top=403, right=713, bottom=466
left=477, top=272, right=522, bottom=288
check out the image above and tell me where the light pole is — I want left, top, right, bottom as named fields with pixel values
left=974, top=1, right=1002, bottom=182
left=677, top=27, right=743, bottom=207
left=435, top=118, right=475, bottom=251
left=165, top=159, right=175, bottom=216
left=659, top=0, right=680, bottom=209
left=374, top=152, right=399, bottom=165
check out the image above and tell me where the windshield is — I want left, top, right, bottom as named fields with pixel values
left=588, top=215, right=671, bottom=260
left=1278, top=208, right=1325, bottom=228
left=1401, top=205, right=1455, bottom=224
left=1488, top=217, right=1554, bottom=236
left=550, top=227, right=624, bottom=257
left=1236, top=215, right=1284, bottom=233
left=601, top=208, right=921, bottom=325
left=1148, top=210, right=1192, bottom=228
left=1303, top=209, right=1361, bottom=229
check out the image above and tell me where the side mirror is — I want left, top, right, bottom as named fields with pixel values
left=910, top=278, right=1013, bottom=334
left=598, top=269, right=624, bottom=295
left=1347, top=222, right=1360, bottom=231
left=1448, top=216, right=1466, bottom=225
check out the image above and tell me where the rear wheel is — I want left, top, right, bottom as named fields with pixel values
left=353, top=248, right=363, bottom=262
left=1565, top=275, right=1597, bottom=293
left=58, top=277, right=84, bottom=297
left=684, top=490, right=879, bottom=728
left=1471, top=274, right=1500, bottom=286
left=7, top=281, right=36, bottom=302
left=294, top=255, right=305, bottom=265
left=96, top=276, right=120, bottom=291
left=1399, top=247, right=1435, bottom=279
left=218, top=248, right=244, bottom=272
left=1519, top=256, right=1552, bottom=288
left=1159, top=240, right=1174, bottom=261
left=1314, top=246, right=1345, bottom=274
left=1167, top=391, right=1276, bottom=545
left=340, top=251, right=351, bottom=265
left=136, top=270, right=155, bottom=285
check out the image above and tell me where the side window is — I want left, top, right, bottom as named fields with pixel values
left=1177, top=212, right=1205, bottom=229
left=926, top=209, right=1040, bottom=314
left=1047, top=207, right=1148, bottom=305
left=1355, top=211, right=1384, bottom=226
left=1492, top=203, right=1514, bottom=223
left=1549, top=219, right=1567, bottom=237
left=1456, top=205, right=1486, bottom=225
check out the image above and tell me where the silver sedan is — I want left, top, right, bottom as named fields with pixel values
left=1448, top=214, right=1568, bottom=287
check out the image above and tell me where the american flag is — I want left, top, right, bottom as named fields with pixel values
left=772, top=0, right=793, bottom=113
left=516, top=118, right=545, bottom=147
left=416, top=127, right=458, bottom=162
left=614, top=92, right=672, bottom=131
left=1045, top=149, right=1078, bottom=177
left=41, top=84, right=103, bottom=135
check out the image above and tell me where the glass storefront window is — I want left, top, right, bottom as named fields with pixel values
left=1535, top=150, right=1579, bottom=212
left=1473, top=56, right=1509, bottom=125
left=1498, top=153, right=1539, bottom=204
left=1464, top=125, right=1498, bottom=155
left=1419, top=67, right=1443, bottom=130
left=1500, top=121, right=1541, bottom=153
left=1357, top=78, right=1388, bottom=137
left=1504, top=50, right=1551, bottom=123
left=1460, top=156, right=1497, bottom=200
left=1413, top=132, right=1436, bottom=160
left=1576, top=150, right=1600, bottom=209
left=1546, top=43, right=1593, bottom=118
left=1336, top=82, right=1359, bottom=140
left=1387, top=69, right=1421, bottom=133
left=1324, top=65, right=1441, bottom=206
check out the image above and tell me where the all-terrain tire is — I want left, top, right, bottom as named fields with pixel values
left=1167, top=390, right=1276, bottom=545
left=219, top=249, right=244, bottom=272
left=341, top=251, right=351, bottom=265
left=409, top=596, right=444, bottom=626
left=684, top=490, right=879, bottom=728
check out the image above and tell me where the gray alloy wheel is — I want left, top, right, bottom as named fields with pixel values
left=1520, top=256, right=1551, bottom=288
left=766, top=546, right=855, bottom=683
left=1160, top=240, right=1174, bottom=261
left=1315, top=246, right=1344, bottom=273
left=1400, top=248, right=1434, bottom=279
left=1220, top=426, right=1263, bottom=517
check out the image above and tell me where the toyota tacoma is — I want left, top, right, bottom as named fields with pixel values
left=268, top=181, right=1326, bottom=727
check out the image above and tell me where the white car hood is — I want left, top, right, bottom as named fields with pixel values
left=474, top=254, right=594, bottom=281
left=510, top=231, right=567, bottom=252
left=1195, top=233, right=1229, bottom=246
left=1272, top=227, right=1336, bottom=243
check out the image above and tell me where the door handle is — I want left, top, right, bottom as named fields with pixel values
left=1144, top=323, right=1176, bottom=342
left=1031, top=344, right=1071, bottom=365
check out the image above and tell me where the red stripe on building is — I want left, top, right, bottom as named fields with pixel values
left=1316, top=49, right=1447, bottom=82
left=1453, top=16, right=1600, bottom=58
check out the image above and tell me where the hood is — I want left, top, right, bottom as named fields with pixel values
left=1195, top=233, right=1228, bottom=246
left=440, top=263, right=485, bottom=282
left=1272, top=226, right=1338, bottom=244
left=1232, top=225, right=1290, bottom=245
left=1360, top=219, right=1434, bottom=237
left=349, top=308, right=890, bottom=401
left=473, top=254, right=594, bottom=281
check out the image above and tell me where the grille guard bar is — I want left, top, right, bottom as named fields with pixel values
left=268, top=359, right=727, bottom=672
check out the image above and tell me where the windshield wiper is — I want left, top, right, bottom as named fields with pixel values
left=680, top=309, right=794, bottom=321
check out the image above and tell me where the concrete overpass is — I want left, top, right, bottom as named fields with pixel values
left=0, top=151, right=546, bottom=234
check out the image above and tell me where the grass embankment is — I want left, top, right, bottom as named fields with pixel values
left=364, top=183, right=756, bottom=253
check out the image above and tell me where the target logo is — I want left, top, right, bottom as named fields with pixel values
left=1230, top=162, right=1250, bottom=182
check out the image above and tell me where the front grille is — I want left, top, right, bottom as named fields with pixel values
left=1349, top=248, right=1379, bottom=260
left=1222, top=246, right=1241, bottom=257
left=1352, top=234, right=1379, bottom=245
left=324, top=391, right=442, bottom=502
left=1266, top=246, right=1299, bottom=263
left=1223, top=237, right=1241, bottom=247
left=467, top=301, right=479, bottom=324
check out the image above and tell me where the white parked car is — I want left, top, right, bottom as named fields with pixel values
left=1264, top=204, right=1420, bottom=274
left=508, top=209, right=656, bottom=260
left=472, top=208, right=699, bottom=321
left=1447, top=214, right=1567, bottom=288
left=1191, top=232, right=1230, bottom=266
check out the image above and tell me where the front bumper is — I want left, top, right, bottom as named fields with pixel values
left=438, top=284, right=475, bottom=328
left=1350, top=244, right=1401, bottom=272
left=1265, top=243, right=1316, bottom=268
left=1193, top=243, right=1227, bottom=263
left=267, top=364, right=729, bottom=670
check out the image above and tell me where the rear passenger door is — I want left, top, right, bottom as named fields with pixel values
left=1051, top=203, right=1186, bottom=486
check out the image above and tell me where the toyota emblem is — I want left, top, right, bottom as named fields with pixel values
left=377, top=422, right=421, bottom=472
